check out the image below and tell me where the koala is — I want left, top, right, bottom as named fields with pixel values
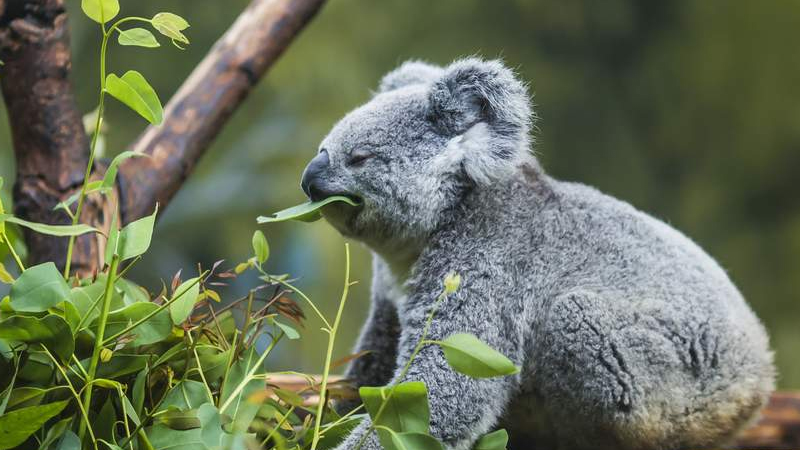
left=299, top=58, right=775, bottom=450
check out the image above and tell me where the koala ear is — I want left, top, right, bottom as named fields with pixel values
left=428, top=58, right=534, bottom=184
left=378, top=60, right=444, bottom=93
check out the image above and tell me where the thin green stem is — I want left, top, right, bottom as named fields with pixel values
left=102, top=273, right=207, bottom=345
left=64, top=25, right=110, bottom=279
left=0, top=234, right=24, bottom=271
left=40, top=346, right=99, bottom=450
left=271, top=277, right=332, bottom=330
left=311, top=243, right=351, bottom=450
left=219, top=331, right=282, bottom=413
left=353, top=290, right=449, bottom=450
left=260, top=405, right=295, bottom=447
left=186, top=330, right=214, bottom=403
left=78, top=253, right=119, bottom=442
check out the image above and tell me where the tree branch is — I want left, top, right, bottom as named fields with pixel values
left=0, top=0, right=107, bottom=273
left=118, top=0, right=326, bottom=222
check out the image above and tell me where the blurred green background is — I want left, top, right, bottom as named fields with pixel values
left=1, top=0, right=799, bottom=387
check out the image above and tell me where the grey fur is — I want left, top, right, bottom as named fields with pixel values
left=303, top=57, right=775, bottom=450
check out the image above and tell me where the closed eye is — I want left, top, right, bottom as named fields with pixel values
left=347, top=148, right=375, bottom=167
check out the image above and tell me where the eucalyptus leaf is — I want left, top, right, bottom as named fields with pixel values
left=474, top=429, right=509, bottom=450
left=52, top=180, right=102, bottom=213
left=156, top=408, right=202, bottom=430
left=151, top=12, right=190, bottom=45
left=436, top=333, right=519, bottom=378
left=0, top=263, right=13, bottom=284
left=0, top=315, right=74, bottom=362
left=251, top=230, right=269, bottom=264
left=10, top=262, right=71, bottom=312
left=38, top=417, right=72, bottom=450
left=219, top=347, right=263, bottom=432
left=389, top=431, right=444, bottom=450
left=360, top=381, right=430, bottom=450
left=118, top=28, right=160, bottom=48
left=0, top=214, right=98, bottom=237
left=157, top=380, right=208, bottom=413
left=94, top=302, right=172, bottom=346
left=0, top=400, right=69, bottom=450
left=81, top=0, right=119, bottom=24
left=105, top=71, right=163, bottom=125
left=102, top=151, right=148, bottom=191
left=55, top=431, right=80, bottom=450
left=117, top=206, right=158, bottom=261
left=169, top=277, right=200, bottom=325
left=272, top=318, right=299, bottom=340
left=256, top=195, right=361, bottom=224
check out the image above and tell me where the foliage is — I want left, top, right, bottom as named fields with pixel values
left=257, top=197, right=361, bottom=224
left=0, top=2, right=520, bottom=450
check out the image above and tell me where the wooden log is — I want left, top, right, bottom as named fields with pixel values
left=268, top=374, right=800, bottom=449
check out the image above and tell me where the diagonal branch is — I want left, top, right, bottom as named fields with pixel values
left=118, top=0, right=326, bottom=223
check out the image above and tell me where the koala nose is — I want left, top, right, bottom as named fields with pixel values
left=301, top=149, right=332, bottom=202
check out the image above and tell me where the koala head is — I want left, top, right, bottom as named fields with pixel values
left=300, top=58, right=535, bottom=263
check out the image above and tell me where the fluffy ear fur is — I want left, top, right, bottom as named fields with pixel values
left=428, top=58, right=534, bottom=184
left=378, top=60, right=444, bottom=93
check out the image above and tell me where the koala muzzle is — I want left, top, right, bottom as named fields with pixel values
left=301, top=149, right=336, bottom=202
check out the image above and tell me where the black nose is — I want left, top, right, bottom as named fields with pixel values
left=301, top=149, right=331, bottom=201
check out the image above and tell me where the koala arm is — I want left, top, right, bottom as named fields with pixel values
left=339, top=256, right=402, bottom=412
left=337, top=261, right=523, bottom=450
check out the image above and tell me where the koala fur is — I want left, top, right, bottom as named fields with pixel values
left=300, top=58, right=775, bottom=450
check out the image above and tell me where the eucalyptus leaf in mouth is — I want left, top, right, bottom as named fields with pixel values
left=256, top=195, right=361, bottom=224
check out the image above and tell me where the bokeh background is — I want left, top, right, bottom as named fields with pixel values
left=1, top=0, right=799, bottom=387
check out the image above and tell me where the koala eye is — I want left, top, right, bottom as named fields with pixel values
left=347, top=148, right=375, bottom=167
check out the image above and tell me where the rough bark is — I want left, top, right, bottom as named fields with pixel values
left=0, top=0, right=107, bottom=274
left=118, top=0, right=326, bottom=223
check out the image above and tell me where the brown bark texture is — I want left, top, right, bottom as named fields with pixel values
left=0, top=0, right=105, bottom=273
left=0, top=0, right=325, bottom=274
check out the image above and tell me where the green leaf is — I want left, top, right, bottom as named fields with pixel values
left=360, top=381, right=430, bottom=449
left=219, top=347, right=263, bottom=432
left=132, top=369, right=147, bottom=418
left=117, top=206, right=158, bottom=261
left=169, top=277, right=200, bottom=325
left=81, top=0, right=119, bottom=24
left=257, top=196, right=361, bottom=224
left=156, top=408, right=202, bottom=430
left=118, top=28, right=160, bottom=48
left=474, top=429, right=509, bottom=450
left=389, top=431, right=444, bottom=450
left=436, top=333, right=519, bottom=378
left=53, top=180, right=102, bottom=214
left=55, top=431, right=80, bottom=450
left=147, top=403, right=230, bottom=450
left=272, top=318, right=299, bottom=340
left=105, top=71, right=163, bottom=124
left=0, top=315, right=74, bottom=362
left=157, top=381, right=208, bottom=413
left=102, top=151, right=148, bottom=191
left=251, top=230, right=269, bottom=264
left=0, top=263, right=13, bottom=284
left=0, top=400, right=69, bottom=449
left=10, top=262, right=70, bottom=312
left=97, top=302, right=172, bottom=346
left=38, top=417, right=72, bottom=450
left=151, top=12, right=190, bottom=46
left=0, top=214, right=98, bottom=237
